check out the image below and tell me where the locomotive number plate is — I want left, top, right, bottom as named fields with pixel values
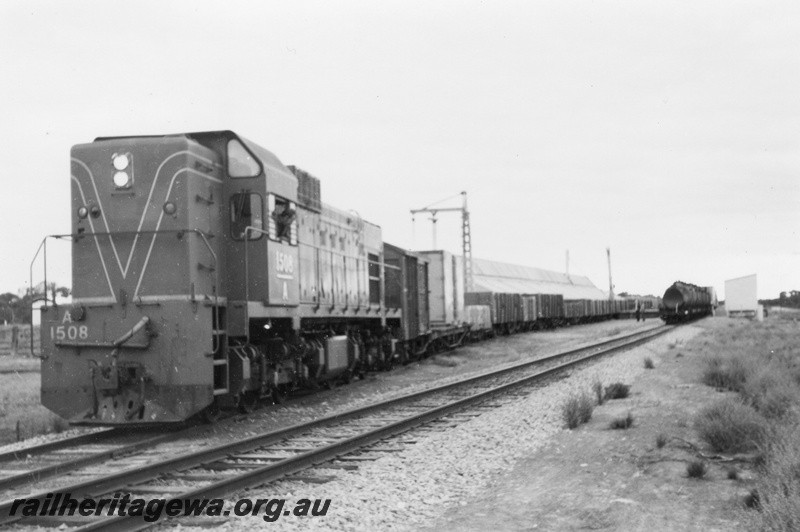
left=51, top=325, right=89, bottom=341
left=276, top=250, right=294, bottom=279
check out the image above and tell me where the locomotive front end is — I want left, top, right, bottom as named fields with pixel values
left=40, top=136, right=224, bottom=423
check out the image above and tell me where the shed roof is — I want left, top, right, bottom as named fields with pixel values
left=470, top=257, right=609, bottom=300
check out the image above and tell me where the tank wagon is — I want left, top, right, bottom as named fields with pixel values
left=659, top=281, right=715, bottom=323
left=35, top=130, right=632, bottom=425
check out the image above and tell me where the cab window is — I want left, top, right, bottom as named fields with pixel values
left=268, top=194, right=297, bottom=245
left=231, top=193, right=263, bottom=240
left=227, top=139, right=261, bottom=178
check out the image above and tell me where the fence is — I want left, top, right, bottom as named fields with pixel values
left=0, top=325, right=40, bottom=356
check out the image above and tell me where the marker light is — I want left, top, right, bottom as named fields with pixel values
left=77, top=206, right=89, bottom=219
left=113, top=171, right=131, bottom=188
left=90, top=205, right=101, bottom=218
left=112, top=153, right=130, bottom=170
left=163, top=202, right=177, bottom=215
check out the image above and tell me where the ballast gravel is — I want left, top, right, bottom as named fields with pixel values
left=172, top=325, right=701, bottom=532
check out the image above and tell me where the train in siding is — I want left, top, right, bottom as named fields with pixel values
left=658, top=281, right=717, bottom=323
left=34, top=130, right=633, bottom=425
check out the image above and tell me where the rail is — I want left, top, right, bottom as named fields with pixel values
left=0, top=324, right=673, bottom=529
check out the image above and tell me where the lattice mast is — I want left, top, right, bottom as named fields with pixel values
left=410, top=191, right=474, bottom=294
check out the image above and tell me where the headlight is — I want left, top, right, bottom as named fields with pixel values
left=113, top=171, right=131, bottom=189
left=90, top=205, right=101, bottom=218
left=77, top=206, right=89, bottom=219
left=112, top=153, right=130, bottom=170
left=163, top=202, right=177, bottom=215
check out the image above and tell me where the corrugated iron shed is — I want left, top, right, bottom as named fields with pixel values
left=470, top=257, right=608, bottom=300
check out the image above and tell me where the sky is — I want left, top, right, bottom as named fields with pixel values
left=1, top=0, right=798, bottom=300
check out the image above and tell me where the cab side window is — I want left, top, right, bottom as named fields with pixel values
left=231, top=193, right=263, bottom=240
left=268, top=194, right=297, bottom=245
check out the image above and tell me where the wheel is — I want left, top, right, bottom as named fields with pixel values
left=237, top=391, right=258, bottom=414
left=272, top=387, right=289, bottom=405
left=341, top=369, right=353, bottom=385
left=201, top=400, right=222, bottom=423
left=397, top=346, right=409, bottom=366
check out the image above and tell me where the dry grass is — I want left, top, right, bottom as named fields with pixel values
left=741, top=364, right=799, bottom=420
left=0, top=355, right=40, bottom=372
left=563, top=392, right=594, bottom=429
left=604, top=382, right=630, bottom=400
left=694, top=398, right=770, bottom=453
left=744, top=422, right=800, bottom=530
left=609, top=412, right=634, bottom=430
left=592, top=378, right=604, bottom=406
left=0, top=372, right=69, bottom=445
left=702, top=353, right=751, bottom=392
left=686, top=460, right=708, bottom=479
left=697, top=319, right=800, bottom=529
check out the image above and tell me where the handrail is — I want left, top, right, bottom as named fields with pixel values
left=243, top=225, right=269, bottom=345
left=30, top=229, right=220, bottom=359
left=28, top=236, right=57, bottom=358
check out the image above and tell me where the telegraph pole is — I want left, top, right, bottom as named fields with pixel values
left=607, top=247, right=614, bottom=300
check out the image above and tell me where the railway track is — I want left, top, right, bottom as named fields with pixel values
left=0, top=323, right=673, bottom=530
left=0, top=429, right=185, bottom=492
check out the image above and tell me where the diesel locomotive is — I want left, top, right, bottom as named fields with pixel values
left=658, top=281, right=717, bottom=323
left=36, top=131, right=472, bottom=424
left=34, top=130, right=653, bottom=426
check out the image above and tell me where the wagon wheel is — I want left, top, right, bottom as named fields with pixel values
left=201, top=399, right=222, bottom=423
left=237, top=391, right=259, bottom=414
left=341, top=369, right=353, bottom=385
left=397, top=346, right=409, bottom=366
left=272, top=386, right=289, bottom=405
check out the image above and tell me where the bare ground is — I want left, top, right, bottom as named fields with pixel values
left=429, top=317, right=758, bottom=532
